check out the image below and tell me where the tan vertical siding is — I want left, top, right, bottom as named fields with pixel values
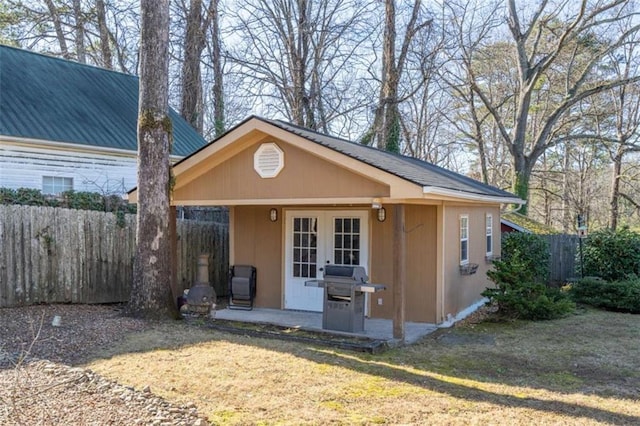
left=173, top=139, right=389, bottom=202
left=443, top=205, right=501, bottom=318
left=370, top=204, right=438, bottom=323
left=232, top=205, right=283, bottom=308
left=231, top=202, right=502, bottom=323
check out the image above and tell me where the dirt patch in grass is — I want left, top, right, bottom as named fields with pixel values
left=84, top=308, right=640, bottom=425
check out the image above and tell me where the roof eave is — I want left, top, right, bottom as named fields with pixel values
left=1, top=134, right=184, bottom=161
left=500, top=218, right=531, bottom=233
left=423, top=186, right=526, bottom=205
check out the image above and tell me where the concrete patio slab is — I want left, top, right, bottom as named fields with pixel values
left=213, top=308, right=438, bottom=345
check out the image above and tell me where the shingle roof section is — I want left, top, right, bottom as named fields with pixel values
left=0, top=45, right=205, bottom=156
left=259, top=117, right=517, bottom=199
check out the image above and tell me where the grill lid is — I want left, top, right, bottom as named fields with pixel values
left=323, top=265, right=368, bottom=283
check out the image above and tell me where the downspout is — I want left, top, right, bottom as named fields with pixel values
left=502, top=202, right=526, bottom=215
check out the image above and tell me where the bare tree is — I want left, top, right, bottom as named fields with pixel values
left=439, top=0, right=505, bottom=184
left=601, top=43, right=640, bottom=230
left=209, top=0, right=224, bottom=136
left=43, top=0, right=71, bottom=58
left=394, top=3, right=458, bottom=168
left=71, top=0, right=86, bottom=63
left=128, top=0, right=177, bottom=318
left=446, top=0, right=640, bottom=214
left=95, top=0, right=113, bottom=68
left=3, top=0, right=137, bottom=72
left=366, top=0, right=432, bottom=153
left=227, top=0, right=373, bottom=132
left=178, top=0, right=219, bottom=134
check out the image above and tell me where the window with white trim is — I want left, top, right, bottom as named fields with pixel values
left=486, top=213, right=493, bottom=255
left=460, top=215, right=469, bottom=265
left=42, top=176, right=73, bottom=195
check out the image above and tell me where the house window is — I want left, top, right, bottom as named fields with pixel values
left=42, top=176, right=73, bottom=195
left=486, top=213, right=493, bottom=255
left=460, top=215, right=469, bottom=265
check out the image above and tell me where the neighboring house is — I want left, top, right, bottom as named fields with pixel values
left=501, top=212, right=558, bottom=234
left=131, top=116, right=524, bottom=331
left=0, top=45, right=206, bottom=195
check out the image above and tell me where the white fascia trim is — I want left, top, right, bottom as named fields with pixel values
left=423, top=186, right=525, bottom=205
left=1, top=135, right=183, bottom=162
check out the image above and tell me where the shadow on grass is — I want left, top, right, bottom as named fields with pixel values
left=6, top=304, right=636, bottom=424
left=297, top=348, right=640, bottom=426
left=79, top=313, right=640, bottom=426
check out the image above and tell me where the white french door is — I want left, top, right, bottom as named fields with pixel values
left=284, top=210, right=369, bottom=311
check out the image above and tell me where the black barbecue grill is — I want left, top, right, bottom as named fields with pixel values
left=306, top=265, right=386, bottom=333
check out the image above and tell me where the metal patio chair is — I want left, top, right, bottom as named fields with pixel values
left=228, top=265, right=257, bottom=310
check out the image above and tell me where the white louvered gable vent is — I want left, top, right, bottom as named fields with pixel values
left=254, top=143, right=284, bottom=178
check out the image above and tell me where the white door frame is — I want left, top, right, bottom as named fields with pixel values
left=284, top=209, right=369, bottom=311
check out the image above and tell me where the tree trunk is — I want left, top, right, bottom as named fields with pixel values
left=128, top=0, right=177, bottom=319
left=210, top=0, right=224, bottom=136
left=374, top=0, right=398, bottom=152
left=513, top=154, right=532, bottom=215
left=96, top=0, right=113, bottom=69
left=561, top=144, right=572, bottom=233
left=180, top=0, right=207, bottom=134
left=44, top=0, right=71, bottom=59
left=72, top=0, right=86, bottom=63
left=609, top=149, right=623, bottom=230
left=471, top=90, right=489, bottom=184
left=372, top=0, right=425, bottom=153
left=290, top=0, right=311, bottom=128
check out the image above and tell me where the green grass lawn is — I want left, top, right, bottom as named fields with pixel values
left=87, top=308, right=640, bottom=425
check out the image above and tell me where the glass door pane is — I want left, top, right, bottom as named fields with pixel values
left=292, top=217, right=317, bottom=278
left=333, top=217, right=361, bottom=265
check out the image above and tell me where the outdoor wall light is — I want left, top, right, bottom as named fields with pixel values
left=270, top=208, right=278, bottom=222
left=377, top=207, right=386, bottom=222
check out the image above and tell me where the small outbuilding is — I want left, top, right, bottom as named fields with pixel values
left=130, top=116, right=524, bottom=337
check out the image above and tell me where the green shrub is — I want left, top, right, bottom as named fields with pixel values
left=484, top=263, right=575, bottom=320
left=569, top=277, right=640, bottom=313
left=59, top=190, right=103, bottom=210
left=0, top=187, right=136, bottom=215
left=4, top=187, right=48, bottom=205
left=581, top=228, right=640, bottom=281
left=483, top=232, right=574, bottom=320
left=500, top=231, right=550, bottom=283
left=0, top=187, right=15, bottom=204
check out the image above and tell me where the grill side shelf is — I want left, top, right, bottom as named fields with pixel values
left=304, top=279, right=326, bottom=288
left=354, top=284, right=386, bottom=293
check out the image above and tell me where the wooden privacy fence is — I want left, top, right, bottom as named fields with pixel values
left=0, top=205, right=228, bottom=308
left=544, top=234, right=579, bottom=284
